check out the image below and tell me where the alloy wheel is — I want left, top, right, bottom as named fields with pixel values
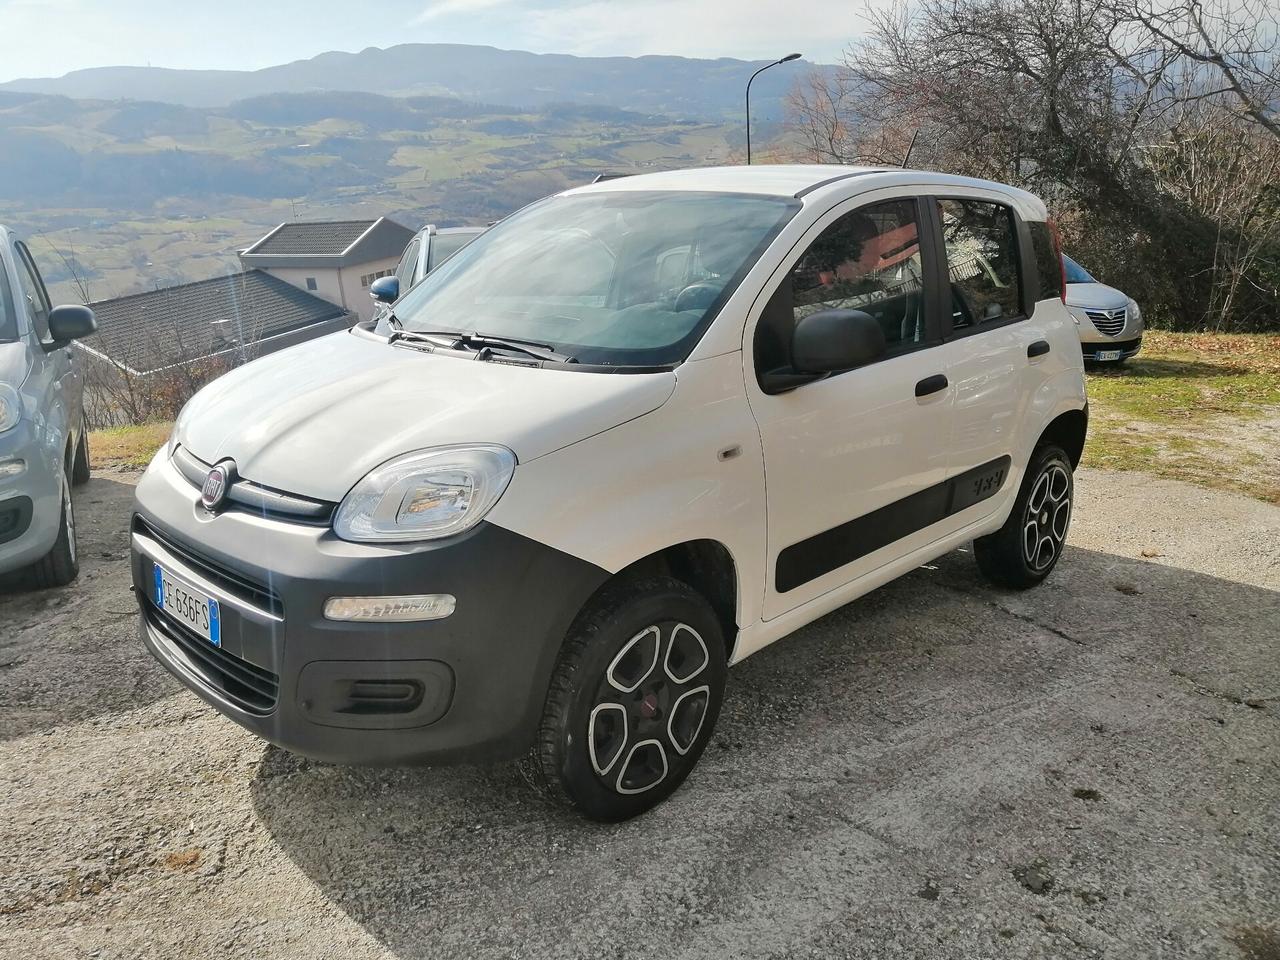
left=1022, top=463, right=1071, bottom=571
left=587, top=622, right=712, bottom=796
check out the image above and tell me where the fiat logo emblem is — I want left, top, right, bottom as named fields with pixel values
left=200, top=463, right=231, bottom=511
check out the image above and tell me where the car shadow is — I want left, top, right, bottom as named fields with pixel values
left=0, top=474, right=175, bottom=742
left=1087, top=356, right=1244, bottom=380
left=249, top=543, right=1279, bottom=960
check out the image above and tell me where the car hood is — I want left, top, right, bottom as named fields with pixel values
left=0, top=341, right=31, bottom=390
left=177, top=329, right=677, bottom=502
left=1065, top=282, right=1129, bottom=310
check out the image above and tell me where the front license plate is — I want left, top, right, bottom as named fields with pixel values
left=1094, top=349, right=1122, bottom=361
left=152, top=563, right=221, bottom=647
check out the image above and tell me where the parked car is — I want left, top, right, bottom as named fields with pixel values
left=374, top=224, right=487, bottom=306
left=132, top=166, right=1087, bottom=821
left=0, top=226, right=97, bottom=588
left=1064, top=254, right=1143, bottom=363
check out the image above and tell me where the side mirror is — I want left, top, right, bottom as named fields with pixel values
left=370, top=276, right=399, bottom=304
left=47, top=304, right=97, bottom=345
left=792, top=309, right=886, bottom=373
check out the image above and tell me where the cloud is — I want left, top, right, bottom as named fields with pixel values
left=414, top=0, right=517, bottom=24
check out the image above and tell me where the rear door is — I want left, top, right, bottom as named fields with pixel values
left=746, top=190, right=956, bottom=620
left=928, top=192, right=1053, bottom=531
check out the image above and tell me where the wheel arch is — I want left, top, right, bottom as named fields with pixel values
left=611, top=539, right=740, bottom=661
left=1037, top=405, right=1088, bottom=469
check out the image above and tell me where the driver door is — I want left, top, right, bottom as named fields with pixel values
left=745, top=191, right=954, bottom=620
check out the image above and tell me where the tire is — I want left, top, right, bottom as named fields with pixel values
left=974, top=444, right=1074, bottom=590
left=526, top=576, right=727, bottom=822
left=72, top=428, right=91, bottom=485
left=26, top=475, right=79, bottom=589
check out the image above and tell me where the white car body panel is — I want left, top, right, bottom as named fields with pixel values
left=175, top=329, right=675, bottom=502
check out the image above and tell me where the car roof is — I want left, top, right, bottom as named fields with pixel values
left=562, top=164, right=1048, bottom=217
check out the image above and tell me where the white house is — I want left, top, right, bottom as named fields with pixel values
left=238, top=218, right=415, bottom=322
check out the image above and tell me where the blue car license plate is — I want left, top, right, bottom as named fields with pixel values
left=152, top=563, right=221, bottom=647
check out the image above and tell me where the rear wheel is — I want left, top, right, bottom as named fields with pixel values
left=72, top=428, right=91, bottom=485
left=974, top=444, right=1073, bottom=589
left=527, top=577, right=726, bottom=822
left=26, top=474, right=79, bottom=589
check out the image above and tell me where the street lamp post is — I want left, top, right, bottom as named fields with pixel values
left=745, top=53, right=802, bottom=164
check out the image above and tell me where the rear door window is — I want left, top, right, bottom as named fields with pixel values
left=937, top=199, right=1023, bottom=331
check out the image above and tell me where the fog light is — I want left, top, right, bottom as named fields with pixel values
left=0, top=458, right=26, bottom=479
left=323, top=594, right=456, bottom=622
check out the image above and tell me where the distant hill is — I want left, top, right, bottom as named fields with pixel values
left=0, top=43, right=827, bottom=120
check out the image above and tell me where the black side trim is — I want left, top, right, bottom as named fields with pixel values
left=776, top=455, right=1012, bottom=593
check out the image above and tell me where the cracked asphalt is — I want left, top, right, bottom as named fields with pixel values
left=1, top=467, right=1277, bottom=959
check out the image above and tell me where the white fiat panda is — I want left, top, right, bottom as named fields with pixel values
left=133, top=166, right=1087, bottom=821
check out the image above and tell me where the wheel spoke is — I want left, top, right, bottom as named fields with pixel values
left=1023, top=519, right=1039, bottom=562
left=1028, top=473, right=1050, bottom=512
left=667, top=685, right=710, bottom=755
left=1051, top=499, right=1071, bottom=540
left=664, top=623, right=709, bottom=685
left=607, top=626, right=660, bottom=693
left=588, top=702, right=628, bottom=777
left=1047, top=465, right=1070, bottom=503
left=615, top=739, right=668, bottom=795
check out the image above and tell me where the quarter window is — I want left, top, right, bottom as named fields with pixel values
left=937, top=199, right=1022, bottom=330
left=1026, top=220, right=1063, bottom=301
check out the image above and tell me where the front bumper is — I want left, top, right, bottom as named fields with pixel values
left=131, top=452, right=609, bottom=765
left=1081, top=336, right=1142, bottom=361
left=0, top=420, right=62, bottom=575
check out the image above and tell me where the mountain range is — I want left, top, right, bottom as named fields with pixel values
left=0, top=43, right=826, bottom=119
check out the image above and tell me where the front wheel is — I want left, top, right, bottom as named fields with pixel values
left=974, top=445, right=1074, bottom=589
left=526, top=577, right=727, bottom=822
left=26, top=476, right=79, bottom=589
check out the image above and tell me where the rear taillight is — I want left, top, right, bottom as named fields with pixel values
left=1047, top=217, right=1067, bottom=303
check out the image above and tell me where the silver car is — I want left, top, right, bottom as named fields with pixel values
left=1064, top=254, right=1143, bottom=363
left=0, top=226, right=97, bottom=588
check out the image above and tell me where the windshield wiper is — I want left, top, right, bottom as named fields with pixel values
left=394, top=329, right=575, bottom=363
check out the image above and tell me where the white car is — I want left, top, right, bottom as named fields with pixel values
left=1064, top=255, right=1143, bottom=363
left=131, top=165, right=1088, bottom=821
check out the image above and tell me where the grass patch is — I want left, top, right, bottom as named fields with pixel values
left=1084, top=330, right=1280, bottom=503
left=89, top=422, right=172, bottom=471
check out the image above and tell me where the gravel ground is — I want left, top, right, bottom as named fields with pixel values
left=1, top=467, right=1277, bottom=960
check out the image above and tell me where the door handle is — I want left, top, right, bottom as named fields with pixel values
left=1027, top=339, right=1051, bottom=358
left=915, top=374, right=948, bottom=397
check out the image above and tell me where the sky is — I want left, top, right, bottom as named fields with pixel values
left=0, top=0, right=871, bottom=82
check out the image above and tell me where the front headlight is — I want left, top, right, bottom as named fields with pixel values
left=333, top=444, right=516, bottom=543
left=0, top=384, right=21, bottom=433
left=1127, top=298, right=1141, bottom=322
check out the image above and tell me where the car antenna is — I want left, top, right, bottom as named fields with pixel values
left=901, top=130, right=919, bottom=168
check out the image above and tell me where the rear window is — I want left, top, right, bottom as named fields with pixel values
left=0, top=261, right=17, bottom=342
left=1027, top=221, right=1064, bottom=301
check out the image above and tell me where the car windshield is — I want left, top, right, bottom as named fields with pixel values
left=0, top=260, right=18, bottom=342
left=1063, top=255, right=1095, bottom=284
left=393, top=190, right=798, bottom=367
left=430, top=231, right=481, bottom=268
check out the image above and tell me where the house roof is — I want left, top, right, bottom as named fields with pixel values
left=239, top=216, right=415, bottom=269
left=81, top=269, right=350, bottom=376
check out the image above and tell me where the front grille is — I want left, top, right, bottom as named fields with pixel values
left=133, top=515, right=282, bottom=617
left=172, top=446, right=334, bottom=525
left=1085, top=307, right=1127, bottom=336
left=145, top=604, right=279, bottom=714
